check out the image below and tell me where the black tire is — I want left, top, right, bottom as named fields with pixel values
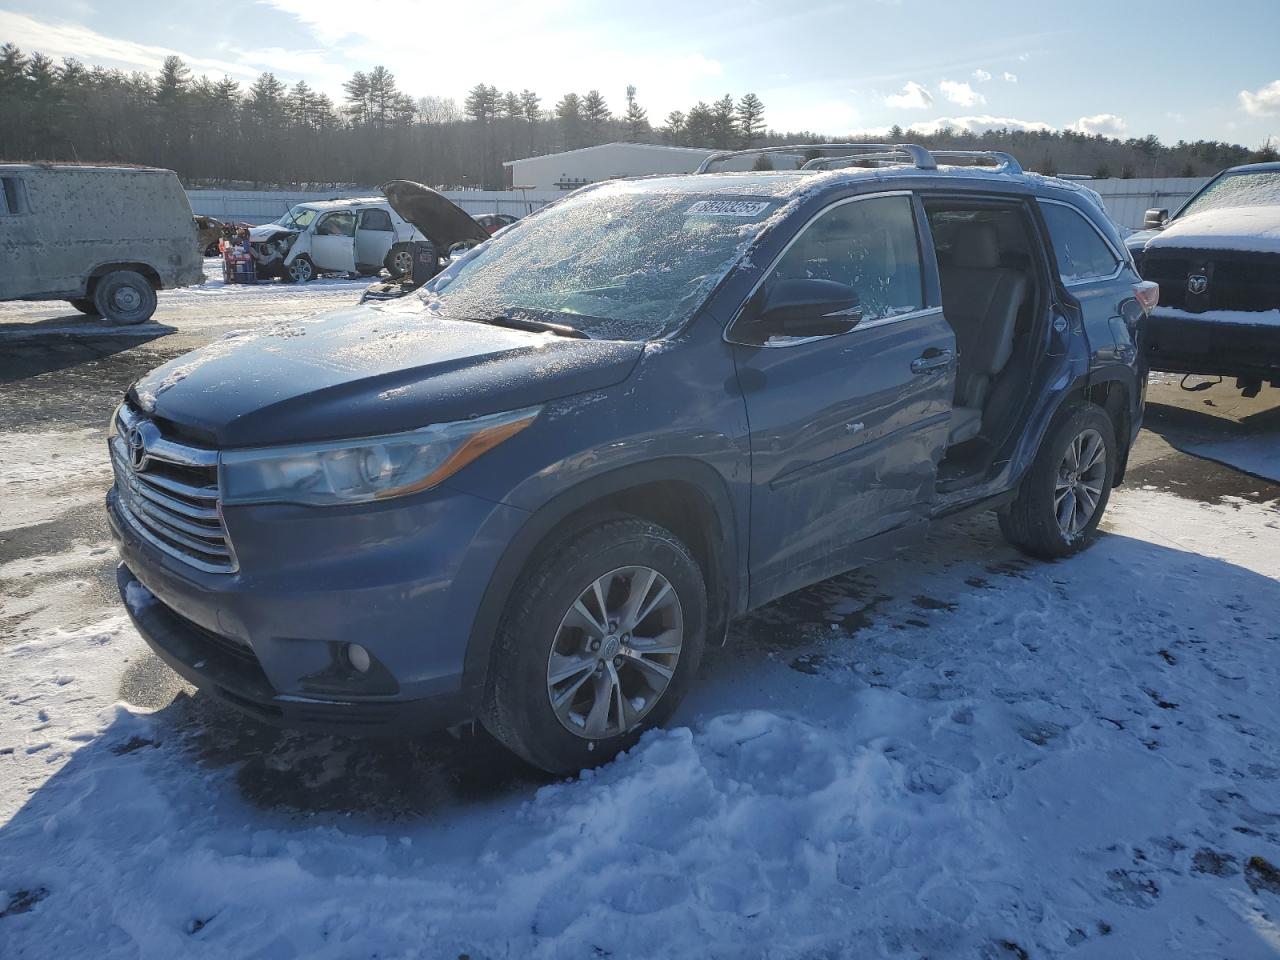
left=481, top=517, right=707, bottom=774
left=204, top=243, right=221, bottom=257
left=999, top=403, right=1117, bottom=560
left=285, top=255, right=315, bottom=283
left=385, top=244, right=414, bottom=279
left=92, top=270, right=157, bottom=324
left=69, top=297, right=99, bottom=316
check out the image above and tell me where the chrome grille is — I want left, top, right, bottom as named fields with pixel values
left=110, top=404, right=236, bottom=574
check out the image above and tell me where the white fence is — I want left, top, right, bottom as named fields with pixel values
left=1083, top=177, right=1210, bottom=230
left=190, top=177, right=1213, bottom=232
left=187, top=188, right=565, bottom=224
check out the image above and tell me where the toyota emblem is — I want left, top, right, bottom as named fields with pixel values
left=126, top=424, right=147, bottom=470
left=1187, top=274, right=1209, bottom=295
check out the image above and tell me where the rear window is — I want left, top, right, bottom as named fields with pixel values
left=1038, top=201, right=1120, bottom=283
left=1, top=176, right=29, bottom=215
left=360, top=209, right=393, bottom=231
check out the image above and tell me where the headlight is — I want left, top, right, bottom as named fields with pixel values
left=220, top=406, right=539, bottom=506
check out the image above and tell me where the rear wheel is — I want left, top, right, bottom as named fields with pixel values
left=482, top=517, right=707, bottom=774
left=999, top=403, right=1116, bottom=559
left=92, top=270, right=157, bottom=324
left=69, top=298, right=99, bottom=316
left=385, top=244, right=414, bottom=278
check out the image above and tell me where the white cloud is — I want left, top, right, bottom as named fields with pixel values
left=885, top=81, right=933, bottom=110
left=972, top=69, right=992, bottom=83
left=909, top=115, right=1054, bottom=134
left=1239, top=80, right=1280, bottom=117
left=1070, top=113, right=1127, bottom=136
left=939, top=80, right=986, bottom=107
left=0, top=10, right=262, bottom=78
left=1002, top=71, right=1018, bottom=83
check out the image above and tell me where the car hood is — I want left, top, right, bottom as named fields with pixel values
left=1145, top=204, right=1280, bottom=254
left=380, top=180, right=490, bottom=251
left=248, top=224, right=298, bottom=243
left=129, top=304, right=645, bottom=448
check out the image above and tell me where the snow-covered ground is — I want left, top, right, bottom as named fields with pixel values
left=0, top=259, right=368, bottom=340
left=3, top=478, right=1279, bottom=958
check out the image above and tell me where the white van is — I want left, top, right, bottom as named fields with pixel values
left=248, top=198, right=428, bottom=282
left=0, top=163, right=204, bottom=323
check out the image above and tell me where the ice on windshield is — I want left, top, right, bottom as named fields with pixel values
left=421, top=182, right=784, bottom=340
left=1181, top=171, right=1280, bottom=217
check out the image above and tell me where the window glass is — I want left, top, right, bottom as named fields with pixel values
left=360, top=208, right=393, bottom=231
left=1, top=177, right=28, bottom=215
left=1180, top=170, right=1280, bottom=218
left=276, top=205, right=317, bottom=230
left=1038, top=201, right=1119, bottom=282
left=766, top=194, right=923, bottom=321
left=316, top=211, right=356, bottom=237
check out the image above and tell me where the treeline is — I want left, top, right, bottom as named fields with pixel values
left=1, top=42, right=1276, bottom=190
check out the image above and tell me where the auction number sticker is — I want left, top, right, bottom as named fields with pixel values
left=686, top=199, right=770, bottom=217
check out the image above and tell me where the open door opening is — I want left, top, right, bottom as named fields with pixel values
left=924, top=197, right=1050, bottom=489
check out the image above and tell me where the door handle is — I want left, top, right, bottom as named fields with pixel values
left=910, top=349, right=954, bottom=375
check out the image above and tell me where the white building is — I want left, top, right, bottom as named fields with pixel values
left=503, top=143, right=719, bottom=191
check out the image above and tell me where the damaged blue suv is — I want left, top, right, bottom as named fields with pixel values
left=109, top=144, right=1155, bottom=773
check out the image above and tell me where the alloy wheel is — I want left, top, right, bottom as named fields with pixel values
left=289, top=259, right=313, bottom=282
left=392, top=249, right=414, bottom=276
left=546, top=565, right=683, bottom=739
left=1055, top=427, right=1106, bottom=537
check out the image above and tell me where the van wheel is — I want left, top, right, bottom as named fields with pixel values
left=93, top=270, right=157, bottom=324
left=482, top=517, right=707, bottom=774
left=999, top=403, right=1116, bottom=559
left=385, top=244, right=414, bottom=278
left=286, top=255, right=315, bottom=283
left=69, top=298, right=99, bottom=316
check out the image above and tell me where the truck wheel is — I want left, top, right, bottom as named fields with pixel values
left=69, top=298, right=99, bottom=316
left=999, top=403, right=1116, bottom=560
left=385, top=244, right=414, bottom=278
left=92, top=270, right=157, bottom=325
left=482, top=517, right=707, bottom=774
left=286, top=255, right=315, bottom=283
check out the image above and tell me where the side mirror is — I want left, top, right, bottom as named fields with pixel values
left=1143, top=208, right=1169, bottom=229
left=756, top=279, right=862, bottom=338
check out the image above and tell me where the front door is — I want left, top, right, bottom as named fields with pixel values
left=355, top=208, right=395, bottom=269
left=309, top=210, right=357, bottom=274
left=731, top=192, right=956, bottom=606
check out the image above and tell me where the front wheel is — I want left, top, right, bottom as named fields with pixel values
left=999, top=403, right=1116, bottom=559
left=286, top=255, right=315, bottom=283
left=482, top=517, right=707, bottom=774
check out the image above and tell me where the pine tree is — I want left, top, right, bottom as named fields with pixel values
left=623, top=84, right=649, bottom=140
left=710, top=94, right=736, bottom=148
left=556, top=92, right=583, bottom=149
left=684, top=102, right=714, bottom=146
left=735, top=92, right=764, bottom=146
left=662, top=110, right=685, bottom=144
left=581, top=89, right=609, bottom=142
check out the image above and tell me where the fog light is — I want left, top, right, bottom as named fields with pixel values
left=346, top=642, right=371, bottom=673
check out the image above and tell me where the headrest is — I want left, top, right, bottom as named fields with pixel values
left=950, top=222, right=1001, bottom=269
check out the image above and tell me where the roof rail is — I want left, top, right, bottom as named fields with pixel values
left=694, top=142, right=1023, bottom=176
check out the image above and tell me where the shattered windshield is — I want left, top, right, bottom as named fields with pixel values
left=1180, top=171, right=1280, bottom=218
left=420, top=184, right=783, bottom=340
left=276, top=205, right=319, bottom=230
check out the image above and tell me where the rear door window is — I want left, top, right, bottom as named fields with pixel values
left=360, top=209, right=393, bottom=231
left=1039, top=201, right=1120, bottom=283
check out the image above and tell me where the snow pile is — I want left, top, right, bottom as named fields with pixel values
left=1146, top=204, right=1280, bottom=254
left=1155, top=305, right=1280, bottom=328
left=2, top=488, right=1280, bottom=958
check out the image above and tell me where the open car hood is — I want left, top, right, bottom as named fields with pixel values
left=380, top=180, right=490, bottom=251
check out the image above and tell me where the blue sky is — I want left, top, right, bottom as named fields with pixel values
left=3, top=0, right=1279, bottom=147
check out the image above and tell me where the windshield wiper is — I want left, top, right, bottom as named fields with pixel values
left=469, top=313, right=591, bottom=339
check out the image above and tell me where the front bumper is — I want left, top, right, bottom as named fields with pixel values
left=1144, top=309, right=1280, bottom=382
left=108, top=483, right=528, bottom=735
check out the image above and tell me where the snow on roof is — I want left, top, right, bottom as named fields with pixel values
left=502, top=142, right=717, bottom=167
